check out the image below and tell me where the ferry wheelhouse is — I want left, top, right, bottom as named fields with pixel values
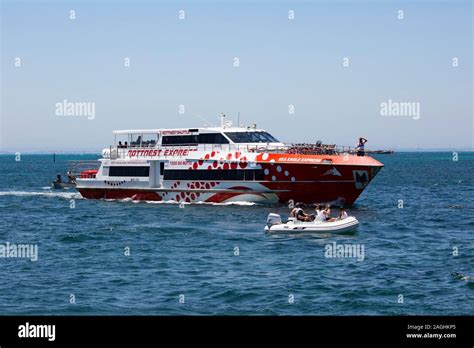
left=74, top=116, right=383, bottom=205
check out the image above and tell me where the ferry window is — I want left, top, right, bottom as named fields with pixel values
left=198, top=133, right=229, bottom=144
left=141, top=134, right=158, bottom=147
left=254, top=132, right=279, bottom=142
left=255, top=169, right=265, bottom=180
left=244, top=169, right=256, bottom=181
left=130, top=134, right=143, bottom=147
left=225, top=132, right=279, bottom=143
left=162, top=135, right=199, bottom=145
left=109, top=166, right=149, bottom=177
left=228, top=132, right=247, bottom=143
left=250, top=132, right=266, bottom=142
left=163, top=169, right=264, bottom=181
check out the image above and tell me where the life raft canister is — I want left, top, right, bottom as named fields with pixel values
left=80, top=169, right=98, bottom=178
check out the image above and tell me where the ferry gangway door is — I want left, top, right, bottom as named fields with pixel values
left=148, top=160, right=168, bottom=188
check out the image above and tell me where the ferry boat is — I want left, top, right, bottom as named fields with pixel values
left=74, top=115, right=383, bottom=205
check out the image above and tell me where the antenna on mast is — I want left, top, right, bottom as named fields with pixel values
left=220, top=112, right=233, bottom=128
left=220, top=112, right=226, bottom=128
left=237, top=112, right=240, bottom=127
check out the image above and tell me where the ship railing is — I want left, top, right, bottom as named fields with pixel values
left=199, top=143, right=292, bottom=153
left=107, top=143, right=373, bottom=159
left=285, top=144, right=359, bottom=155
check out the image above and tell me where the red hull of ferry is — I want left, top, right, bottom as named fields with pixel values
left=78, top=182, right=362, bottom=205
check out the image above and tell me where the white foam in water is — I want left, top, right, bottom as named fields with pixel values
left=144, top=200, right=178, bottom=204
left=200, top=201, right=257, bottom=206
left=0, top=190, right=81, bottom=199
left=143, top=200, right=257, bottom=206
left=103, top=197, right=133, bottom=202
left=0, top=191, right=258, bottom=206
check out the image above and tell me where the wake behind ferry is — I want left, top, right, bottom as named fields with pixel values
left=72, top=115, right=383, bottom=205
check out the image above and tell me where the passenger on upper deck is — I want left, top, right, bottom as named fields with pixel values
left=356, top=137, right=367, bottom=156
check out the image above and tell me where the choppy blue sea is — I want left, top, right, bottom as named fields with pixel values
left=0, top=152, right=473, bottom=315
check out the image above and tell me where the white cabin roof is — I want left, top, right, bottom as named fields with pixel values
left=113, top=126, right=267, bottom=135
left=113, top=129, right=162, bottom=135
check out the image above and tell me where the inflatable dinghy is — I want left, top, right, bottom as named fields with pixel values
left=264, top=213, right=359, bottom=234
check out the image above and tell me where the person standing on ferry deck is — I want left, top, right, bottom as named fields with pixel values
left=356, top=137, right=367, bottom=156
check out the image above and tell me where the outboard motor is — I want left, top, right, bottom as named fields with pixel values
left=266, top=213, right=282, bottom=228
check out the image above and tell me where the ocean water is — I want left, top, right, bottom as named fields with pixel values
left=0, top=152, right=473, bottom=315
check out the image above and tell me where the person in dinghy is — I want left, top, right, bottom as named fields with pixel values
left=338, top=208, right=349, bottom=220
left=314, top=204, right=349, bottom=222
left=314, top=204, right=325, bottom=222
left=290, top=203, right=314, bottom=222
left=322, top=204, right=337, bottom=222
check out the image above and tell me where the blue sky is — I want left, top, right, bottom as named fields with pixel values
left=1, top=0, right=472, bottom=152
